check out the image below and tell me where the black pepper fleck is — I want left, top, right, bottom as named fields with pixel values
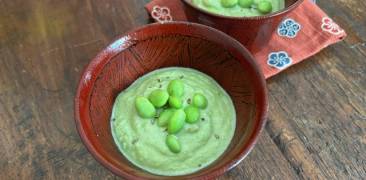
left=179, top=75, right=184, bottom=79
left=187, top=98, right=191, bottom=104
left=112, top=118, right=116, bottom=121
left=132, top=138, right=139, bottom=145
left=159, top=84, right=162, bottom=88
left=157, top=78, right=161, bottom=82
left=198, top=164, right=202, bottom=167
left=201, top=118, right=205, bottom=121
left=214, top=134, right=220, bottom=139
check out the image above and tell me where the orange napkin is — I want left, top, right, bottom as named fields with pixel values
left=145, top=0, right=346, bottom=78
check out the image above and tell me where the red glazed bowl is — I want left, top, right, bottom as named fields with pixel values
left=183, top=0, right=304, bottom=53
left=74, top=22, right=268, bottom=179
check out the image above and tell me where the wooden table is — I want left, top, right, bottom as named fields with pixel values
left=1, top=0, right=365, bottom=179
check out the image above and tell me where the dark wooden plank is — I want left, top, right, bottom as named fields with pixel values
left=0, top=0, right=365, bottom=179
left=0, top=0, right=149, bottom=179
left=265, top=0, right=366, bottom=179
left=219, top=131, right=300, bottom=180
left=266, top=43, right=366, bottom=179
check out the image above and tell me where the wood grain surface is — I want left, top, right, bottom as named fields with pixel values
left=0, top=0, right=365, bottom=179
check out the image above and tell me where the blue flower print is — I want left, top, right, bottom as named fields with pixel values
left=277, top=18, right=301, bottom=38
left=267, top=51, right=292, bottom=70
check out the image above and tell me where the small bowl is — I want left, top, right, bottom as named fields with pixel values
left=74, top=22, right=268, bottom=179
left=183, top=0, right=304, bottom=53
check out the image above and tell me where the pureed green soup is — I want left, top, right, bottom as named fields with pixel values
left=192, top=0, right=285, bottom=17
left=111, top=67, right=236, bottom=176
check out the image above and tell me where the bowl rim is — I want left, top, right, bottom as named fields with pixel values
left=74, top=21, right=268, bottom=179
left=182, top=0, right=304, bottom=20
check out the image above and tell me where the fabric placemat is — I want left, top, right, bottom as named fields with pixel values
left=145, top=0, right=346, bottom=78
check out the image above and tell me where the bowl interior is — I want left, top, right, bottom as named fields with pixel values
left=75, top=22, right=267, bottom=179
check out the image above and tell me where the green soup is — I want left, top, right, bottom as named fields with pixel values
left=111, top=67, right=236, bottom=176
left=192, top=0, right=285, bottom=17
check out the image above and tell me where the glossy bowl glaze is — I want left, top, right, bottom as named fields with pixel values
left=74, top=22, right=268, bottom=179
left=183, top=0, right=304, bottom=53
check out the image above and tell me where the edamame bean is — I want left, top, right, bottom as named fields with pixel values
left=148, top=89, right=169, bottom=108
left=168, top=109, right=186, bottom=134
left=167, top=79, right=184, bottom=97
left=166, top=134, right=181, bottom=153
left=238, top=0, right=253, bottom=8
left=192, top=93, right=208, bottom=109
left=257, top=1, right=272, bottom=14
left=168, top=96, right=183, bottom=109
left=184, top=105, right=200, bottom=124
left=221, top=0, right=238, bottom=8
left=158, top=109, right=174, bottom=127
left=135, top=97, right=156, bottom=118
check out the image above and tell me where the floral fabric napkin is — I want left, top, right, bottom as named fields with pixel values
left=145, top=0, right=346, bottom=78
